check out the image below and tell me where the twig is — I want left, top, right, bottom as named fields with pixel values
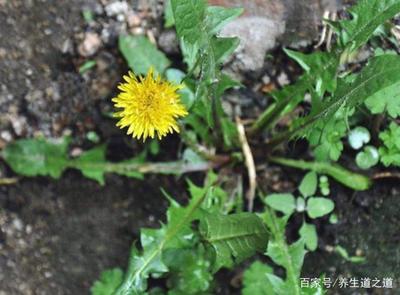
left=372, top=172, right=400, bottom=180
left=236, top=117, right=257, bottom=212
left=0, top=177, right=19, bottom=185
left=315, top=10, right=331, bottom=49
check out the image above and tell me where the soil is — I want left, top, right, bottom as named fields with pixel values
left=0, top=0, right=399, bottom=295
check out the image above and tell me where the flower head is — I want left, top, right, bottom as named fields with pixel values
left=112, top=68, right=188, bottom=140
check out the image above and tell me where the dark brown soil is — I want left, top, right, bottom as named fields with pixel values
left=0, top=172, right=188, bottom=295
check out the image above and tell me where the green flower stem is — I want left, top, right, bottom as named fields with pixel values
left=249, top=102, right=278, bottom=135
left=269, top=156, right=372, bottom=191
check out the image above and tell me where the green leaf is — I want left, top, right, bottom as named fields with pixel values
left=211, top=36, right=240, bottom=64
left=165, top=68, right=195, bottom=109
left=82, top=9, right=94, bottom=23
left=199, top=212, right=269, bottom=271
left=164, top=247, right=213, bottom=294
left=338, top=0, right=400, bottom=51
left=114, top=181, right=212, bottom=294
left=379, top=122, right=400, bottom=166
left=348, top=127, right=371, bottom=150
left=79, top=60, right=97, bottom=74
left=325, top=55, right=400, bottom=122
left=73, top=145, right=107, bottom=185
left=306, top=197, right=334, bottom=219
left=308, top=111, right=347, bottom=162
left=2, top=137, right=69, bottom=179
left=91, top=268, right=124, bottom=295
left=284, top=50, right=337, bottom=96
left=299, top=222, right=318, bottom=251
left=335, top=245, right=366, bottom=264
left=172, top=0, right=241, bottom=131
left=171, top=0, right=207, bottom=45
left=261, top=210, right=304, bottom=295
left=242, top=261, right=274, bottom=295
left=365, top=81, right=400, bottom=118
left=267, top=238, right=306, bottom=279
left=164, top=0, right=175, bottom=28
left=264, top=194, right=296, bottom=215
left=119, top=35, right=170, bottom=75
left=205, top=6, right=243, bottom=34
left=299, top=171, right=318, bottom=198
left=356, top=145, right=379, bottom=170
left=294, top=55, right=400, bottom=146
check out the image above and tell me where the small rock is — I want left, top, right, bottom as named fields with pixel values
left=127, top=12, right=141, bottom=28
left=261, top=74, right=271, bottom=84
left=0, top=138, right=6, bottom=149
left=131, top=27, right=144, bottom=35
left=12, top=218, right=24, bottom=232
left=277, top=72, right=290, bottom=87
left=0, top=130, right=12, bottom=142
left=105, top=1, right=129, bottom=17
left=158, top=30, right=179, bottom=54
left=116, top=14, right=125, bottom=22
left=11, top=116, right=27, bottom=136
left=70, top=147, right=83, bottom=157
left=208, top=0, right=340, bottom=73
left=78, top=32, right=102, bottom=57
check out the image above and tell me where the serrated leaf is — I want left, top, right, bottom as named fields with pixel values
left=2, top=137, right=69, bottom=179
left=296, top=55, right=400, bottom=143
left=284, top=50, right=338, bottom=96
left=299, top=222, right=318, bottom=251
left=171, top=0, right=207, bottom=45
left=379, top=122, right=400, bottom=166
left=365, top=81, right=400, bottom=118
left=91, top=268, right=124, bottom=295
left=307, top=197, right=334, bottom=219
left=242, top=261, right=274, bottom=295
left=205, top=6, right=243, bottom=34
left=211, top=36, right=240, bottom=64
left=119, top=35, right=170, bottom=75
left=338, top=0, right=400, bottom=51
left=114, top=181, right=212, bottom=294
left=356, top=145, right=379, bottom=170
left=267, top=238, right=306, bottom=278
left=264, top=193, right=296, bottom=215
left=172, top=0, right=241, bottom=132
left=164, top=247, right=213, bottom=294
left=200, top=212, right=269, bottom=271
left=308, top=112, right=347, bottom=162
left=299, top=171, right=318, bottom=198
left=330, top=55, right=400, bottom=116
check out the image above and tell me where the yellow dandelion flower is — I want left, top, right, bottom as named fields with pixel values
left=112, top=68, right=188, bottom=140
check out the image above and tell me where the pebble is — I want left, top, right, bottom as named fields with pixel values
left=11, top=116, right=27, bottom=136
left=78, top=32, right=102, bottom=57
left=127, top=12, right=141, bottom=28
left=0, top=131, right=12, bottom=142
left=158, top=30, right=179, bottom=54
left=131, top=27, right=144, bottom=35
left=105, top=1, right=129, bottom=17
left=277, top=72, right=290, bottom=87
left=12, top=218, right=24, bottom=232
